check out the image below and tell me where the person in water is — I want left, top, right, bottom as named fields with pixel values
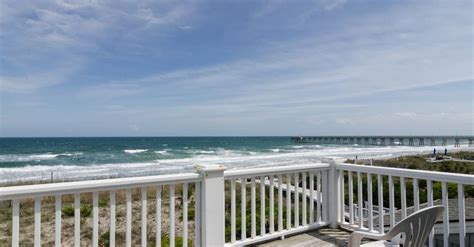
left=445, top=148, right=448, bottom=155
left=433, top=148, right=436, bottom=156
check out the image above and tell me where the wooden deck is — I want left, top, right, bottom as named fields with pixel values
left=253, top=228, right=372, bottom=247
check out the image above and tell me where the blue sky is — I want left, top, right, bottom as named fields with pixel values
left=0, top=0, right=472, bottom=137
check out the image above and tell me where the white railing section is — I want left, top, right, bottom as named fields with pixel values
left=223, top=163, right=331, bottom=246
left=336, top=163, right=474, bottom=247
left=1, top=161, right=472, bottom=246
left=1, top=172, right=202, bottom=247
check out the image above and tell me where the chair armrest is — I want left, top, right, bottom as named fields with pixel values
left=348, top=231, right=388, bottom=247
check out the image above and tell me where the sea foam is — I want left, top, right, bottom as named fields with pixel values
left=0, top=144, right=469, bottom=184
left=124, top=149, right=148, bottom=154
left=0, top=152, right=82, bottom=162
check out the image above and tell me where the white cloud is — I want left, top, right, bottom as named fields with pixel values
left=0, top=0, right=197, bottom=92
left=318, top=0, right=346, bottom=11
left=395, top=112, right=417, bottom=118
left=0, top=63, right=80, bottom=93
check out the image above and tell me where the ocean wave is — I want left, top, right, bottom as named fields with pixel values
left=291, top=145, right=305, bottom=149
left=124, top=149, right=148, bottom=154
left=0, top=144, right=469, bottom=184
left=270, top=149, right=280, bottom=153
left=57, top=152, right=83, bottom=157
left=184, top=149, right=215, bottom=155
left=155, top=150, right=171, bottom=155
left=0, top=152, right=83, bottom=162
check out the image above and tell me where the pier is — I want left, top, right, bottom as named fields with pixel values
left=291, top=135, right=474, bottom=147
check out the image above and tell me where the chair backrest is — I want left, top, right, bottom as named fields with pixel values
left=384, top=205, right=444, bottom=247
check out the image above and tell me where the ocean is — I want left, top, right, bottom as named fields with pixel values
left=0, top=137, right=468, bottom=184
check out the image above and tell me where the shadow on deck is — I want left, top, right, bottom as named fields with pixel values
left=253, top=228, right=372, bottom=247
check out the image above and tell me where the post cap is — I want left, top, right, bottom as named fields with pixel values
left=195, top=164, right=226, bottom=172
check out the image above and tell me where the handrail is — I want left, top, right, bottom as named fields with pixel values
left=335, top=163, right=474, bottom=184
left=0, top=172, right=202, bottom=200
left=224, top=163, right=330, bottom=178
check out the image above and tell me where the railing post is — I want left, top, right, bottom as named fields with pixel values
left=196, top=164, right=226, bottom=247
left=324, top=159, right=341, bottom=228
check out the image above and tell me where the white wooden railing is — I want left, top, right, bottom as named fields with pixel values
left=0, top=172, right=203, bottom=247
left=336, top=162, right=474, bottom=247
left=223, top=163, right=331, bottom=246
left=1, top=161, right=473, bottom=246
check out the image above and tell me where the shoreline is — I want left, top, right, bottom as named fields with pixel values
left=1, top=146, right=473, bottom=186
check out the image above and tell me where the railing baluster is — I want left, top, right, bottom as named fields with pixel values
left=458, top=184, right=465, bottom=247
left=413, top=178, right=419, bottom=211
left=55, top=195, right=61, bottom=247
left=93, top=192, right=99, bottom=247
left=317, top=171, right=322, bottom=224
left=309, top=171, right=315, bottom=225
left=12, top=199, right=19, bottom=247
left=110, top=190, right=116, bottom=247
left=442, top=181, right=449, bottom=247
left=260, top=176, right=266, bottom=236
left=400, top=177, right=406, bottom=219
left=340, top=171, right=344, bottom=225
left=294, top=172, right=299, bottom=227
left=141, top=187, right=148, bottom=247
left=377, top=175, right=384, bottom=233
left=357, top=172, right=363, bottom=229
left=241, top=178, right=247, bottom=241
left=427, top=180, right=434, bottom=247
left=302, top=172, right=307, bottom=226
left=389, top=175, right=395, bottom=228
left=74, top=193, right=80, bottom=247
left=269, top=175, right=275, bottom=234
left=170, top=184, right=176, bottom=247
left=156, top=186, right=162, bottom=246
left=195, top=182, right=201, bottom=247
left=251, top=177, right=256, bottom=238
left=367, top=173, right=373, bottom=231
left=34, top=196, right=41, bottom=247
left=183, top=183, right=188, bottom=247
left=322, top=170, right=329, bottom=222
left=286, top=174, right=291, bottom=229
left=230, top=179, right=236, bottom=243
left=348, top=171, right=353, bottom=225
left=126, top=188, right=132, bottom=247
left=278, top=174, right=283, bottom=232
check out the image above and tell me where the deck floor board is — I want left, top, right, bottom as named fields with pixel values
left=253, top=228, right=373, bottom=247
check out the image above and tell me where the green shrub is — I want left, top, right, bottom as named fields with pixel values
left=62, top=206, right=75, bottom=217
left=81, top=204, right=92, bottom=217
left=99, top=231, right=109, bottom=246
left=62, top=204, right=93, bottom=218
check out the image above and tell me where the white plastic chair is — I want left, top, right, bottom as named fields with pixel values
left=348, top=205, right=444, bottom=247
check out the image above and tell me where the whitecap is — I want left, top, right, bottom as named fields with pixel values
left=124, top=149, right=148, bottom=154
left=155, top=150, right=171, bottom=155
left=0, top=152, right=82, bottom=162
left=58, top=152, right=83, bottom=157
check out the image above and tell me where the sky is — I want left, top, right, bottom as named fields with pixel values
left=0, top=0, right=473, bottom=137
